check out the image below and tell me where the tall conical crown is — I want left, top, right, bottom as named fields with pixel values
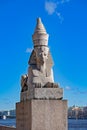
left=32, top=18, right=49, bottom=47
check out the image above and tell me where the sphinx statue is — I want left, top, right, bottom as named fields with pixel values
left=27, top=18, right=59, bottom=88
left=28, top=46, right=55, bottom=88
left=21, top=18, right=63, bottom=100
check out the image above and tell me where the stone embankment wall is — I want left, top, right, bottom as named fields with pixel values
left=0, top=126, right=16, bottom=130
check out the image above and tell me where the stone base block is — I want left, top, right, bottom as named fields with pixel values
left=21, top=88, right=63, bottom=101
left=34, top=88, right=63, bottom=99
left=16, top=99, right=67, bottom=130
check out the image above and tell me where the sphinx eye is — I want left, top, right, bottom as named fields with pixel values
left=44, top=53, right=46, bottom=56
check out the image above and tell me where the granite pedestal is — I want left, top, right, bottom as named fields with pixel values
left=16, top=100, right=67, bottom=130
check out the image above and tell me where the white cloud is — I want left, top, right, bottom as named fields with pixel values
left=56, top=12, right=64, bottom=23
left=65, top=86, right=71, bottom=90
left=65, top=86, right=87, bottom=95
left=60, top=0, right=70, bottom=4
left=45, top=1, right=57, bottom=15
left=45, top=0, right=70, bottom=23
left=26, top=48, right=33, bottom=53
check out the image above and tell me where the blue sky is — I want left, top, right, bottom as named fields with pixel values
left=0, top=0, right=87, bottom=110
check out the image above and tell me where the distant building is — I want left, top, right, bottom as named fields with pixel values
left=0, top=110, right=16, bottom=119
left=68, top=106, right=87, bottom=119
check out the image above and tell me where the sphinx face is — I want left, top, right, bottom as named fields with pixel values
left=34, top=46, right=49, bottom=64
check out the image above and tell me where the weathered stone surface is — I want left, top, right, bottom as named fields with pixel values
left=21, top=87, right=63, bottom=100
left=21, top=91, right=27, bottom=101
left=34, top=88, right=63, bottom=99
left=32, top=18, right=49, bottom=47
left=16, top=101, right=31, bottom=130
left=16, top=100, right=68, bottom=130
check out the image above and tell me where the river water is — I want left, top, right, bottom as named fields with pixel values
left=68, top=119, right=87, bottom=130
left=0, top=119, right=87, bottom=130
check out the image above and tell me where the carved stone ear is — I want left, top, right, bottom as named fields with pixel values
left=28, top=50, right=37, bottom=65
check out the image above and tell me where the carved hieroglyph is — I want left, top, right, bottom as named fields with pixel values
left=21, top=18, right=63, bottom=101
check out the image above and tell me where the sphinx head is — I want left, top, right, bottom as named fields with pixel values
left=34, top=46, right=49, bottom=65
